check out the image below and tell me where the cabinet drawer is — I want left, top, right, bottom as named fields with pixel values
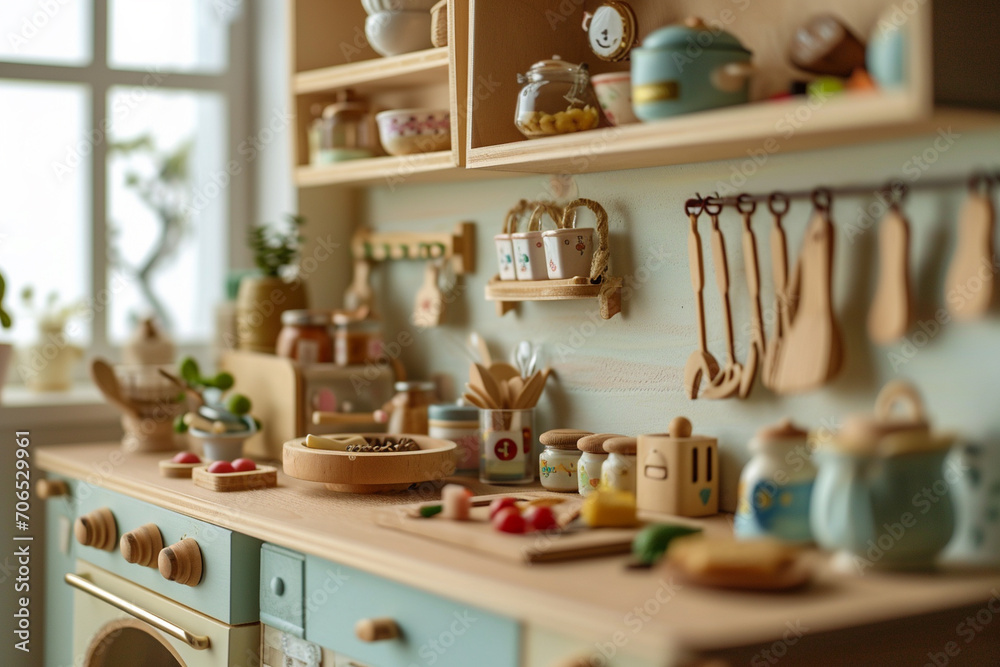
left=261, top=543, right=305, bottom=637
left=305, top=556, right=520, bottom=667
left=523, top=625, right=661, bottom=667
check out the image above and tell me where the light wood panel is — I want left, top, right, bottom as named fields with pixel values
left=294, top=47, right=450, bottom=95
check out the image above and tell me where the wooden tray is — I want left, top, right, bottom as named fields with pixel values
left=484, top=275, right=622, bottom=319
left=192, top=464, right=278, bottom=492
left=375, top=492, right=641, bottom=563
left=158, top=459, right=205, bottom=478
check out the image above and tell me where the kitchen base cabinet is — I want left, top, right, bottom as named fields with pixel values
left=304, top=555, right=521, bottom=667
left=522, top=626, right=661, bottom=667
left=42, top=475, right=77, bottom=667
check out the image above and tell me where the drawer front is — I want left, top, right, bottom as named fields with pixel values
left=261, top=543, right=305, bottom=637
left=305, top=556, right=520, bottom=667
left=72, top=485, right=261, bottom=625
left=43, top=475, right=78, bottom=667
left=523, top=625, right=662, bottom=667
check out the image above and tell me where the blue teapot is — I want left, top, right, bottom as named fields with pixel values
left=811, top=381, right=955, bottom=571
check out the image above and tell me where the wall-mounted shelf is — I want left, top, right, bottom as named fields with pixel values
left=295, top=151, right=459, bottom=188
left=485, top=275, right=623, bottom=319
left=294, top=47, right=449, bottom=96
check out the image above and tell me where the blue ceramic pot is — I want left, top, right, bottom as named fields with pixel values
left=630, top=17, right=753, bottom=121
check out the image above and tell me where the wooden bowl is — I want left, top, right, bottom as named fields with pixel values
left=282, top=434, right=457, bottom=493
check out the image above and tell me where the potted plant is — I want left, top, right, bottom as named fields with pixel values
left=236, top=214, right=309, bottom=353
left=0, top=272, right=13, bottom=400
left=18, top=286, right=86, bottom=392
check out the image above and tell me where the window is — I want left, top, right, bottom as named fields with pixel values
left=0, top=0, right=250, bottom=359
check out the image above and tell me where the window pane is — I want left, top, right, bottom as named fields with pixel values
left=0, top=0, right=92, bottom=66
left=108, top=0, right=235, bottom=73
left=107, top=87, right=226, bottom=344
left=0, top=81, right=91, bottom=345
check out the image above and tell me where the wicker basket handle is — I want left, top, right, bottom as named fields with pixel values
left=527, top=202, right=564, bottom=232
left=560, top=198, right=610, bottom=282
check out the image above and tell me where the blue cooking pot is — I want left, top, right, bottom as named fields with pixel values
left=631, top=16, right=753, bottom=121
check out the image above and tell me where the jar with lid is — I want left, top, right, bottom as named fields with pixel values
left=381, top=381, right=436, bottom=435
left=735, top=419, right=815, bottom=543
left=539, top=429, right=590, bottom=492
left=429, top=403, right=480, bottom=475
left=577, top=433, right=618, bottom=496
left=601, top=436, right=637, bottom=494
left=515, top=56, right=604, bottom=139
left=333, top=314, right=384, bottom=366
left=276, top=310, right=333, bottom=364
left=317, top=89, right=379, bottom=163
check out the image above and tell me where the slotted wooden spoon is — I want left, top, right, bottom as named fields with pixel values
left=704, top=211, right=742, bottom=399
left=683, top=210, right=720, bottom=399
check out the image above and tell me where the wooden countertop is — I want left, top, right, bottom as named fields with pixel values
left=39, top=443, right=1000, bottom=662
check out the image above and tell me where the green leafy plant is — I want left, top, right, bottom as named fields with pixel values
left=20, top=286, right=85, bottom=332
left=170, top=356, right=254, bottom=434
left=0, top=273, right=13, bottom=330
left=247, top=214, right=306, bottom=278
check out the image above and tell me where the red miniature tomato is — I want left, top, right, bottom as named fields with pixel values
left=491, top=507, right=526, bottom=534
left=489, top=497, right=518, bottom=519
left=207, top=461, right=235, bottom=474
left=231, top=458, right=257, bottom=473
left=524, top=505, right=558, bottom=531
left=171, top=451, right=200, bottom=464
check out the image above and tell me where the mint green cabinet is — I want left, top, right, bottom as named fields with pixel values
left=42, top=475, right=76, bottom=667
left=260, top=543, right=305, bottom=637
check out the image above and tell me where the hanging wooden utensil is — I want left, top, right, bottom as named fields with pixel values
left=773, top=190, right=843, bottom=394
left=470, top=363, right=503, bottom=408
left=703, top=203, right=743, bottom=399
left=682, top=204, right=721, bottom=399
left=762, top=192, right=791, bottom=389
left=867, top=182, right=912, bottom=344
left=946, top=175, right=996, bottom=321
left=413, top=261, right=445, bottom=327
left=737, top=196, right=765, bottom=398
left=344, top=260, right=373, bottom=311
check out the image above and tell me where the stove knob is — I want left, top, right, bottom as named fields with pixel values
left=74, top=508, right=117, bottom=551
left=36, top=478, right=69, bottom=499
left=158, top=538, right=202, bottom=586
left=120, top=523, right=163, bottom=568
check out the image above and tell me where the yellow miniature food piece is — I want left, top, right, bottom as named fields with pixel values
left=554, top=111, right=576, bottom=133
left=539, top=114, right=557, bottom=134
left=667, top=535, right=796, bottom=579
left=305, top=434, right=368, bottom=451
left=581, top=489, right=638, bottom=527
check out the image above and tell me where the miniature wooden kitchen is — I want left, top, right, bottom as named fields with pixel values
left=27, top=1, right=1000, bottom=666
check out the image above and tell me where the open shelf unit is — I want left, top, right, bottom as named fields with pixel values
left=293, top=47, right=450, bottom=96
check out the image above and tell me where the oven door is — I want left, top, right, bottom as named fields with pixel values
left=67, top=561, right=259, bottom=667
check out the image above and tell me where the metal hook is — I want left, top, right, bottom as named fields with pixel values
left=685, top=194, right=705, bottom=218
left=735, top=193, right=757, bottom=215
left=704, top=192, right=723, bottom=216
left=767, top=191, right=790, bottom=217
left=811, top=188, right=832, bottom=212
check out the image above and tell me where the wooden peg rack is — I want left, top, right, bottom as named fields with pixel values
left=351, top=222, right=476, bottom=275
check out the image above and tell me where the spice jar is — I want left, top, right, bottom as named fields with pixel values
left=276, top=310, right=333, bottom=364
left=577, top=433, right=620, bottom=496
left=601, top=436, right=637, bottom=494
left=515, top=56, right=603, bottom=139
left=317, top=89, right=379, bottom=163
left=429, top=403, right=480, bottom=475
left=539, top=429, right=591, bottom=492
left=382, top=381, right=436, bottom=435
left=333, top=314, right=384, bottom=366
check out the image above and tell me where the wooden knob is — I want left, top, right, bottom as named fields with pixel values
left=669, top=416, right=692, bottom=438
left=36, top=478, right=68, bottom=499
left=354, top=617, right=400, bottom=642
left=158, top=538, right=202, bottom=586
left=120, top=523, right=163, bottom=568
left=74, top=508, right=117, bottom=551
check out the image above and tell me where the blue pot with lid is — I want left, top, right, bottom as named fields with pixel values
left=631, top=16, right=754, bottom=121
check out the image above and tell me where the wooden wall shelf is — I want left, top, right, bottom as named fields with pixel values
left=295, top=151, right=459, bottom=188
left=485, top=275, right=623, bottom=319
left=293, top=47, right=449, bottom=96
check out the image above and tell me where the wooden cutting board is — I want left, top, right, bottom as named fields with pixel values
left=376, top=492, right=641, bottom=563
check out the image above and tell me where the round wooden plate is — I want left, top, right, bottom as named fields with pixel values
left=282, top=434, right=458, bottom=493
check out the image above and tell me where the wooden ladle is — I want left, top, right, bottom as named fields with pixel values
left=703, top=206, right=743, bottom=399
left=91, top=359, right=140, bottom=419
left=683, top=207, right=720, bottom=399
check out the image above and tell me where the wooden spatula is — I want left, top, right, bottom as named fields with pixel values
left=703, top=213, right=742, bottom=399
left=946, top=189, right=995, bottom=321
left=413, top=262, right=444, bottom=327
left=763, top=199, right=790, bottom=389
left=683, top=212, right=720, bottom=399
left=868, top=204, right=911, bottom=344
left=738, top=207, right=765, bottom=398
left=470, top=363, right=503, bottom=408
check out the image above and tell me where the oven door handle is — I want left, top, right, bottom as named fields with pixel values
left=65, top=573, right=211, bottom=651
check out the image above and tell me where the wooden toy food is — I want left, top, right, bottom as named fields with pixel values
left=158, top=452, right=203, bottom=478
left=637, top=417, right=718, bottom=518
left=581, top=489, right=638, bottom=527
left=492, top=507, right=527, bottom=534
left=231, top=458, right=257, bottom=472
left=208, top=461, right=235, bottom=474
left=666, top=535, right=810, bottom=590
left=192, top=462, right=278, bottom=492
left=517, top=106, right=599, bottom=136
left=632, top=523, right=702, bottom=566
left=441, top=484, right=472, bottom=521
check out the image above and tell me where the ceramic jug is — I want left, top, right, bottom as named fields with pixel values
left=811, top=381, right=955, bottom=571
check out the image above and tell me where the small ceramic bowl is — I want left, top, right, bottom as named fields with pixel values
left=375, top=108, right=451, bottom=156
left=189, top=416, right=257, bottom=461
left=511, top=232, right=548, bottom=281
left=365, top=11, right=433, bottom=57
left=362, top=0, right=437, bottom=14
left=542, top=228, right=595, bottom=279
left=592, top=72, right=638, bottom=126
left=494, top=234, right=517, bottom=281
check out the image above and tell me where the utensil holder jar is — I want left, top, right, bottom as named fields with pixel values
left=480, top=408, right=535, bottom=484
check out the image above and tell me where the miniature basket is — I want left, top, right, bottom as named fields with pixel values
left=431, top=0, right=448, bottom=48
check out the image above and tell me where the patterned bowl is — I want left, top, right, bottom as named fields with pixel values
left=375, top=108, right=451, bottom=156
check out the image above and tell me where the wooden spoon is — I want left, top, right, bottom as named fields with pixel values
left=470, top=363, right=503, bottom=408
left=461, top=393, right=489, bottom=409
left=945, top=187, right=995, bottom=321
left=683, top=212, right=721, bottom=399
left=91, top=359, right=140, bottom=419
left=703, top=213, right=742, bottom=399
left=738, top=206, right=765, bottom=398
left=464, top=383, right=499, bottom=410
left=507, top=376, right=525, bottom=403
left=763, top=197, right=790, bottom=389
left=867, top=203, right=911, bottom=344
left=488, top=362, right=520, bottom=383
left=514, top=371, right=545, bottom=409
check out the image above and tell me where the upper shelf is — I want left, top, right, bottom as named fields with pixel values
left=293, top=47, right=450, bottom=96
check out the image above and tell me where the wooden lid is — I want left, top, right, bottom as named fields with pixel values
left=577, top=433, right=623, bottom=453
left=540, top=429, right=592, bottom=449
left=669, top=417, right=692, bottom=438
left=603, top=436, right=637, bottom=454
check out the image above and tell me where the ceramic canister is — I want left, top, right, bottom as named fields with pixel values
left=591, top=72, right=638, bottom=126
left=542, top=228, right=594, bottom=280
left=428, top=403, right=480, bottom=475
left=735, top=419, right=815, bottom=543
left=601, top=436, right=637, bottom=494
left=511, top=203, right=561, bottom=281
left=577, top=433, right=618, bottom=496
left=943, top=438, right=1000, bottom=567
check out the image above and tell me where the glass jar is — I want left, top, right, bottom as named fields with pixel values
left=601, top=436, right=637, bottom=494
left=333, top=315, right=384, bottom=366
left=384, top=381, right=436, bottom=435
left=276, top=310, right=333, bottom=364
left=317, top=89, right=378, bottom=163
left=480, top=409, right=535, bottom=484
left=515, top=56, right=603, bottom=139
left=429, top=403, right=480, bottom=475
left=540, top=442, right=582, bottom=492
left=577, top=433, right=619, bottom=496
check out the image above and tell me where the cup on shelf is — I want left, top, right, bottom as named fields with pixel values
left=495, top=200, right=531, bottom=281
left=511, top=202, right=562, bottom=281
left=543, top=199, right=602, bottom=280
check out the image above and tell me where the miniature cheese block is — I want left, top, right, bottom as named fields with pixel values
left=667, top=535, right=796, bottom=579
left=581, top=489, right=638, bottom=527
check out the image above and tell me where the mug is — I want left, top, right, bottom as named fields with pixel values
left=542, top=228, right=594, bottom=279
left=592, top=72, right=638, bottom=126
left=494, top=234, right=516, bottom=281
left=511, top=203, right=561, bottom=281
